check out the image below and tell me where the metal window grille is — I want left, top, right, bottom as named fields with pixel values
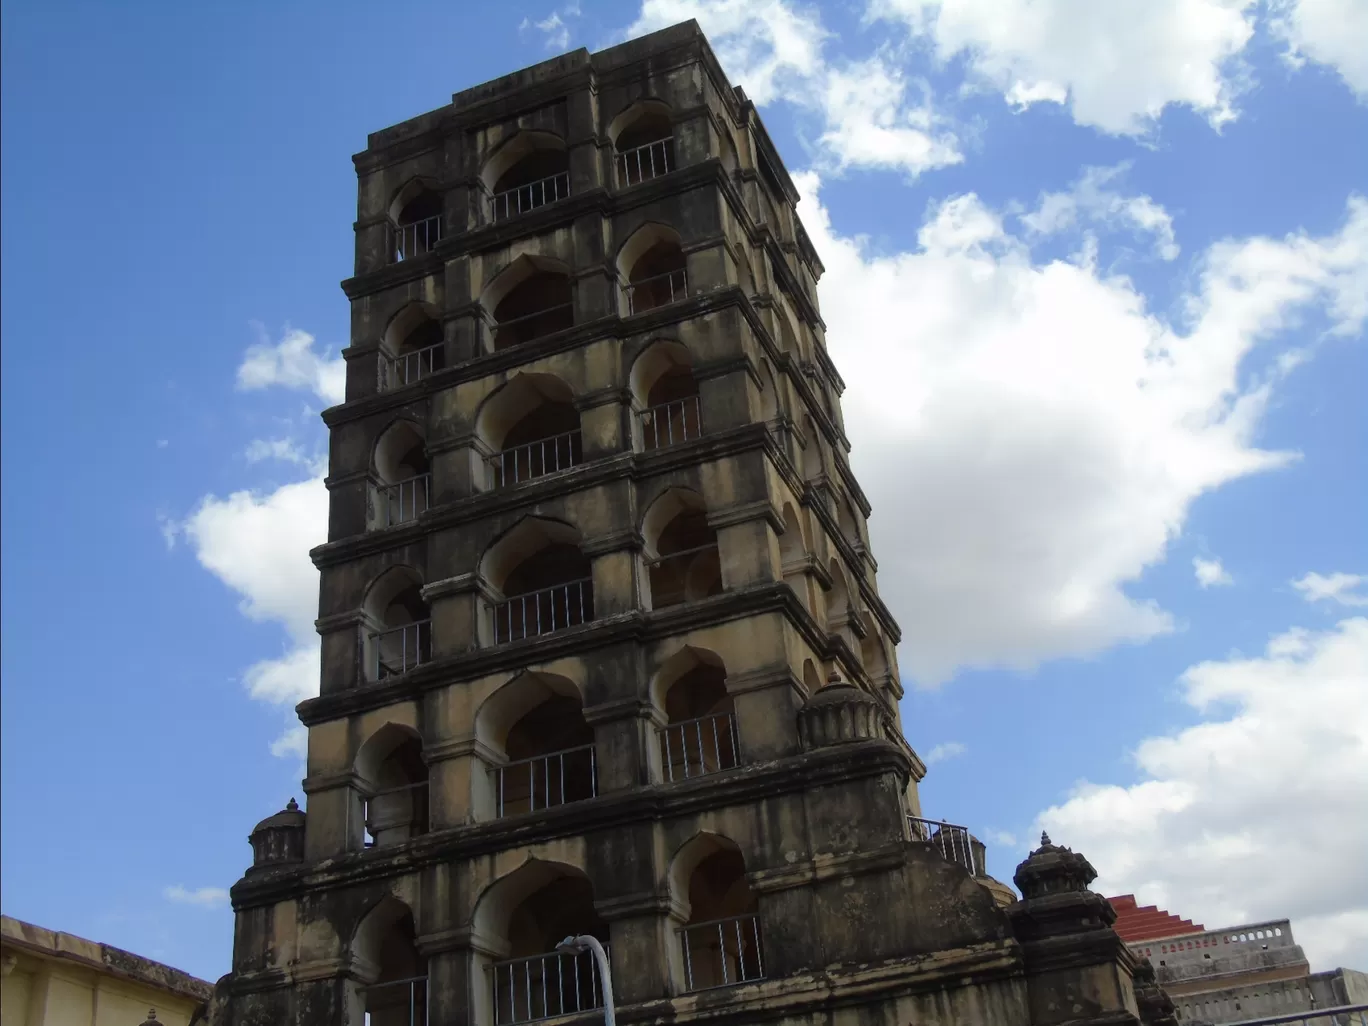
left=492, top=303, right=574, bottom=349
left=680, top=914, right=765, bottom=992
left=616, top=137, right=674, bottom=187
left=493, top=579, right=593, bottom=643
left=495, top=743, right=597, bottom=818
left=659, top=712, right=739, bottom=782
left=391, top=216, right=442, bottom=263
left=362, top=780, right=430, bottom=848
left=380, top=473, right=430, bottom=527
left=362, top=975, right=428, bottom=1026
left=490, top=947, right=608, bottom=1026
left=369, top=619, right=433, bottom=680
left=640, top=395, right=702, bottom=450
left=381, top=342, right=445, bottom=391
left=489, top=430, right=582, bottom=488
left=625, top=268, right=687, bottom=314
left=645, top=542, right=721, bottom=608
left=492, top=171, right=570, bottom=222
left=907, top=816, right=977, bottom=875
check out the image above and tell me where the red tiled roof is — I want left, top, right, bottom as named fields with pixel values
left=1108, top=894, right=1205, bottom=942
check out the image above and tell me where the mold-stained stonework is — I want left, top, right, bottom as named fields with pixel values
left=205, top=21, right=1175, bottom=1026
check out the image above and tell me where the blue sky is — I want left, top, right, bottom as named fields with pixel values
left=2, top=0, right=1365, bottom=984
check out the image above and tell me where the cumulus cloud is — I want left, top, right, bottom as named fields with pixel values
left=244, top=437, right=323, bottom=472
left=1293, top=571, right=1368, bottom=606
left=1270, top=0, right=1368, bottom=101
left=164, top=885, right=230, bottom=908
left=924, top=740, right=968, bottom=764
left=1021, top=164, right=1179, bottom=261
left=520, top=2, right=580, bottom=51
left=797, top=172, right=1368, bottom=683
left=869, top=0, right=1258, bottom=135
left=1193, top=556, right=1234, bottom=588
left=1036, top=617, right=1368, bottom=970
left=626, top=0, right=961, bottom=175
left=237, top=326, right=345, bottom=406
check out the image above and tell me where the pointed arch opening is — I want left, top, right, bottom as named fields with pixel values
left=353, top=896, right=428, bottom=1025
left=371, top=420, right=430, bottom=528
left=483, top=256, right=575, bottom=351
left=362, top=566, right=432, bottom=681
left=801, top=416, right=823, bottom=479
left=388, top=180, right=443, bottom=263
left=669, top=834, right=764, bottom=992
left=612, top=100, right=675, bottom=187
left=652, top=647, right=738, bottom=782
left=475, top=671, right=596, bottom=818
left=631, top=339, right=703, bottom=450
left=476, top=374, right=583, bottom=489
left=355, top=724, right=429, bottom=849
left=825, top=559, right=850, bottom=634
left=482, top=131, right=571, bottom=222
left=474, top=862, right=610, bottom=1026
left=642, top=488, right=722, bottom=610
left=619, top=224, right=687, bottom=315
left=381, top=303, right=446, bottom=390
left=482, top=518, right=595, bottom=644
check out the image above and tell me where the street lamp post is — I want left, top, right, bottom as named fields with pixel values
left=556, top=934, right=615, bottom=1026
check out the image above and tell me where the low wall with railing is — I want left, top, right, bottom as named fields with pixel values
left=495, top=743, right=597, bottom=817
left=680, top=913, right=764, bottom=992
left=490, top=947, right=606, bottom=1025
left=658, top=712, right=739, bottom=782
left=492, top=171, right=570, bottom=222
left=493, top=579, right=593, bottom=643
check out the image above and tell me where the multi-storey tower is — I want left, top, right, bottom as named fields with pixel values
left=210, top=22, right=1163, bottom=1026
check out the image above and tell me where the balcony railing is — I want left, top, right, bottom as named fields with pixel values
left=490, top=947, right=608, bottom=1026
left=495, top=743, right=597, bottom=818
left=490, top=430, right=582, bottom=489
left=625, top=268, right=687, bottom=314
left=391, top=216, right=442, bottom=263
left=680, top=913, right=764, bottom=992
left=364, top=975, right=429, bottom=1026
left=493, top=302, right=574, bottom=349
left=370, top=619, right=432, bottom=680
left=908, top=815, right=977, bottom=876
left=381, top=342, right=444, bottom=391
left=616, top=137, right=674, bottom=187
left=363, top=780, right=429, bottom=848
left=380, top=473, right=430, bottom=527
left=492, top=171, right=570, bottom=222
left=493, top=579, right=593, bottom=644
left=659, top=712, right=738, bottom=782
left=641, top=395, right=702, bottom=450
left=1201, top=1006, right=1368, bottom=1026
left=646, top=542, right=721, bottom=608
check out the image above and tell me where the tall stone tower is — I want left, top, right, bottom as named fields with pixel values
left=210, top=21, right=1162, bottom=1026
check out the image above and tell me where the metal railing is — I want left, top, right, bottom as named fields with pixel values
left=625, top=267, right=687, bottom=314
left=680, top=913, right=764, bottom=992
left=1196, top=1007, right=1368, bottom=1026
left=495, top=743, right=597, bottom=818
left=493, top=302, right=574, bottom=349
left=363, top=975, right=428, bottom=1026
left=659, top=712, right=738, bottom=782
left=380, top=473, right=430, bottom=526
left=370, top=619, right=432, bottom=680
left=908, top=816, right=977, bottom=876
left=362, top=780, right=429, bottom=848
left=490, top=946, right=608, bottom=1026
left=616, top=137, right=674, bottom=187
left=640, top=394, right=702, bottom=450
left=493, top=579, right=593, bottom=644
left=492, top=171, right=570, bottom=222
left=646, top=542, right=721, bottom=608
left=490, top=430, right=582, bottom=488
left=391, top=216, right=442, bottom=263
left=381, top=342, right=444, bottom=391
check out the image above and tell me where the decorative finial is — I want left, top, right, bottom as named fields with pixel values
left=1041, top=831, right=1052, bottom=847
left=286, top=797, right=299, bottom=811
left=146, top=1011, right=159, bottom=1023
left=826, top=669, right=844, bottom=685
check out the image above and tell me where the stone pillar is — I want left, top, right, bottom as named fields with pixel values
left=316, top=611, right=363, bottom=696
left=424, top=738, right=495, bottom=828
left=422, top=575, right=484, bottom=656
left=587, top=547, right=639, bottom=619
left=584, top=698, right=653, bottom=794
left=599, top=895, right=675, bottom=1005
left=420, top=944, right=477, bottom=1026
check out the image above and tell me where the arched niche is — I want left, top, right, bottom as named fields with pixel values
left=351, top=896, right=428, bottom=1025
left=651, top=646, right=737, bottom=781
left=481, top=254, right=574, bottom=351
left=610, top=100, right=675, bottom=186
left=629, top=339, right=701, bottom=450
left=641, top=487, right=722, bottom=610
left=371, top=419, right=430, bottom=528
left=475, top=373, right=582, bottom=488
left=667, top=833, right=763, bottom=992
left=480, top=517, right=594, bottom=643
left=381, top=302, right=446, bottom=388
left=354, top=723, right=428, bottom=848
left=386, top=180, right=443, bottom=262
left=482, top=131, right=570, bottom=221
left=617, top=223, right=687, bottom=314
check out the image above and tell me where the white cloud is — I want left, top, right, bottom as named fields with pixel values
left=1270, top=0, right=1368, bottom=101
left=1021, top=164, right=1180, bottom=261
left=156, top=438, right=169, bottom=449
left=236, top=326, right=345, bottom=406
left=1293, top=571, right=1368, bottom=606
left=1036, top=617, right=1368, bottom=970
left=520, top=2, right=580, bottom=51
left=270, top=724, right=310, bottom=760
left=1193, top=556, right=1234, bottom=588
left=164, top=885, right=230, bottom=909
left=870, top=0, right=1258, bottom=135
left=626, top=0, right=961, bottom=175
left=244, top=437, right=323, bottom=473
left=796, top=172, right=1368, bottom=684
left=924, top=740, right=968, bottom=764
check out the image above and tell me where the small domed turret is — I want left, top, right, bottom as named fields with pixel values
left=248, top=797, right=305, bottom=869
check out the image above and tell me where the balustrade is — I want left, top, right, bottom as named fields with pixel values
left=625, top=268, right=687, bottom=314
left=391, top=216, right=441, bottom=262
left=490, top=947, right=607, bottom=1026
left=379, top=474, right=430, bottom=526
left=493, top=303, right=574, bottom=349
left=370, top=619, right=433, bottom=680
left=493, top=579, right=593, bottom=643
left=640, top=395, right=702, bottom=450
left=381, top=342, right=444, bottom=391
left=616, top=137, right=673, bottom=186
left=495, top=744, right=597, bottom=818
left=658, top=712, right=738, bottom=782
left=492, top=171, right=570, bottom=221
left=907, top=815, right=976, bottom=875
left=362, top=780, right=429, bottom=847
left=362, top=976, right=428, bottom=1026
left=489, top=430, right=582, bottom=488
left=680, top=913, right=764, bottom=992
